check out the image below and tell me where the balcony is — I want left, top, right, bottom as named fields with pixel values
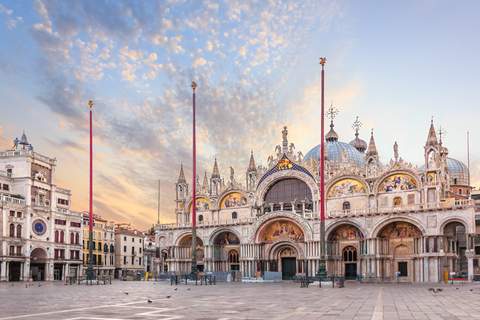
left=7, top=216, right=24, bottom=223
left=0, top=171, right=12, bottom=178
left=1, top=195, right=26, bottom=205
left=157, top=199, right=474, bottom=230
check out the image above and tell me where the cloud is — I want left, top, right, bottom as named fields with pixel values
left=193, top=57, right=207, bottom=67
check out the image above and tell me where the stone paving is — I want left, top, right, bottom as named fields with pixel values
left=1, top=280, right=480, bottom=319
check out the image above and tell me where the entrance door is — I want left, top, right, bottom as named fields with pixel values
left=398, top=262, right=408, bottom=276
left=345, top=263, right=357, bottom=280
left=281, top=258, right=296, bottom=280
left=9, top=262, right=21, bottom=281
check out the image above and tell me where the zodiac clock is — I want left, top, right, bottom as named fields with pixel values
left=32, top=219, right=47, bottom=236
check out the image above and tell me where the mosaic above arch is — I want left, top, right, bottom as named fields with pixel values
left=179, top=235, right=204, bottom=246
left=220, top=193, right=247, bottom=208
left=330, top=225, right=363, bottom=240
left=189, top=198, right=211, bottom=212
left=379, top=174, right=417, bottom=192
left=327, top=179, right=366, bottom=198
left=260, top=219, right=304, bottom=242
left=379, top=222, right=422, bottom=238
left=214, top=231, right=240, bottom=245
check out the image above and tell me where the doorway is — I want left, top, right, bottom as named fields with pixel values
left=281, top=257, right=296, bottom=280
left=9, top=262, right=21, bottom=281
left=398, top=262, right=408, bottom=276
left=345, top=263, right=357, bottom=280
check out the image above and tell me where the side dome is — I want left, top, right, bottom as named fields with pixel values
left=349, top=138, right=367, bottom=153
left=303, top=141, right=367, bottom=172
left=419, top=157, right=468, bottom=185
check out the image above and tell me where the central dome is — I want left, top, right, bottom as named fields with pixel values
left=303, top=141, right=367, bottom=172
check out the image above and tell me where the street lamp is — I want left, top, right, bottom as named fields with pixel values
left=86, top=100, right=95, bottom=281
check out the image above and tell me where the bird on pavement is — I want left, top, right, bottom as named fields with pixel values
left=175, top=288, right=177, bottom=291
left=148, top=300, right=152, bottom=303
left=428, top=288, right=443, bottom=293
left=166, top=296, right=171, bottom=298
left=188, top=288, right=190, bottom=291
left=125, top=292, right=128, bottom=295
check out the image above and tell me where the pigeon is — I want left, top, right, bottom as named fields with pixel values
left=166, top=296, right=171, bottom=298
left=125, top=292, right=128, bottom=295
left=38, top=285, right=41, bottom=287
left=25, top=285, right=28, bottom=288
left=470, top=289, right=473, bottom=291
left=456, top=288, right=459, bottom=290
left=428, top=288, right=443, bottom=293
left=12, top=284, right=14, bottom=287
left=148, top=300, right=152, bottom=303
left=188, top=288, right=190, bottom=291
left=175, top=288, right=177, bottom=291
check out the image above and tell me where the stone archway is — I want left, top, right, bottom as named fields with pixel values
left=30, top=248, right=48, bottom=281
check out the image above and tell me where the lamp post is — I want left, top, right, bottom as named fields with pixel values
left=86, top=100, right=95, bottom=281
left=190, top=82, right=199, bottom=276
left=316, top=58, right=328, bottom=280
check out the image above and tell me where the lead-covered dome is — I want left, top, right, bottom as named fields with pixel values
left=303, top=141, right=367, bottom=172
left=419, top=157, right=468, bottom=185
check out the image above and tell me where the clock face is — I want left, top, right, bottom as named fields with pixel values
left=32, top=219, right=47, bottom=236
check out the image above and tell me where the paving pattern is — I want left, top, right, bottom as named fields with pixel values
left=1, top=280, right=480, bottom=319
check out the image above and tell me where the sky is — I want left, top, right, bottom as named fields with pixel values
left=0, top=0, right=479, bottom=231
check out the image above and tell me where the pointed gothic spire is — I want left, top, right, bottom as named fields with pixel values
left=202, top=171, right=209, bottom=190
left=247, top=151, right=256, bottom=172
left=426, top=117, right=438, bottom=147
left=367, top=129, right=378, bottom=157
left=211, top=158, right=221, bottom=179
left=178, top=164, right=186, bottom=183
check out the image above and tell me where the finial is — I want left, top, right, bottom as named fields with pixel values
left=191, top=81, right=197, bottom=91
left=371, top=128, right=374, bottom=136
left=319, top=57, right=327, bottom=66
left=393, top=141, right=399, bottom=162
left=437, top=125, right=447, bottom=146
left=431, top=116, right=433, bottom=124
left=326, top=102, right=339, bottom=124
left=352, top=116, right=362, bottom=138
left=89, top=100, right=93, bottom=108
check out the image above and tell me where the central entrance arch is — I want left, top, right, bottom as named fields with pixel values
left=273, top=244, right=299, bottom=280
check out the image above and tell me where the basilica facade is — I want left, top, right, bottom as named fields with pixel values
left=155, top=117, right=475, bottom=282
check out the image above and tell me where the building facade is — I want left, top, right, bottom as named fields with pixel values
left=114, top=228, right=145, bottom=278
left=82, top=213, right=115, bottom=276
left=0, top=132, right=83, bottom=281
left=156, top=119, right=476, bottom=282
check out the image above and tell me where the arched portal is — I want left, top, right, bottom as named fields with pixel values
left=442, top=221, right=468, bottom=276
left=377, top=221, right=423, bottom=280
left=177, top=235, right=204, bottom=273
left=211, top=231, right=241, bottom=272
left=272, top=244, right=299, bottom=280
left=30, top=248, right=47, bottom=281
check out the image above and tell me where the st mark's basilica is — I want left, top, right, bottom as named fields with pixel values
left=155, top=110, right=475, bottom=282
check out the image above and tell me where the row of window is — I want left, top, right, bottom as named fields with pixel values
left=9, top=246, right=22, bottom=256
left=57, top=198, right=69, bottom=205
left=8, top=224, right=22, bottom=238
left=83, top=230, right=113, bottom=240
left=83, top=253, right=114, bottom=266
left=123, top=256, right=142, bottom=265
left=55, top=219, right=67, bottom=225
left=54, top=249, right=80, bottom=259
left=9, top=210, right=22, bottom=217
left=70, top=222, right=81, bottom=228
left=83, top=241, right=115, bottom=253
left=123, top=246, right=142, bottom=254
left=55, top=231, right=80, bottom=244
left=123, top=236, right=142, bottom=243
left=198, top=212, right=238, bottom=222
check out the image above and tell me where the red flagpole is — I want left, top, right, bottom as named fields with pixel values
left=191, top=82, right=199, bottom=275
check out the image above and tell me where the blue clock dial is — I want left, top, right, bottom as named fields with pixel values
left=32, top=219, right=46, bottom=236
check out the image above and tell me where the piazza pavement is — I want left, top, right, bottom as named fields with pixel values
left=1, top=280, right=480, bottom=320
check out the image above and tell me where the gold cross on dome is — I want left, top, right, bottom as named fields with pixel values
left=352, top=116, right=362, bottom=133
left=326, top=102, right=339, bottom=121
